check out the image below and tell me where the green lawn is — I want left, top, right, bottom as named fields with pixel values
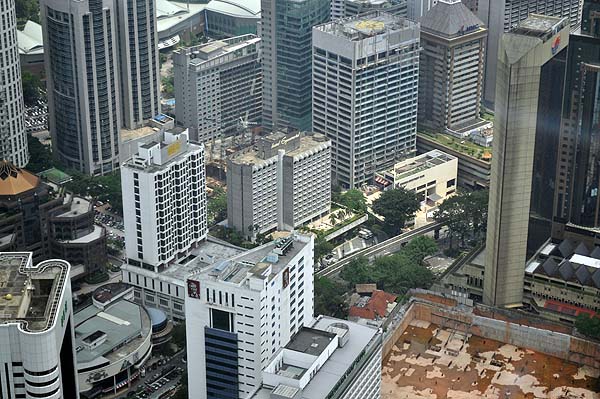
left=418, top=130, right=491, bottom=161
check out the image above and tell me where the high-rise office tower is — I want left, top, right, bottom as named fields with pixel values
left=185, top=233, right=315, bottom=399
left=117, top=0, right=161, bottom=129
left=121, top=129, right=207, bottom=271
left=331, top=0, right=408, bottom=19
left=478, top=0, right=582, bottom=107
left=418, top=0, right=487, bottom=133
left=312, top=11, right=420, bottom=188
left=407, top=0, right=438, bottom=20
left=0, top=0, right=28, bottom=167
left=173, top=35, right=262, bottom=142
left=0, top=252, right=79, bottom=398
left=554, top=0, right=600, bottom=233
left=483, top=15, right=569, bottom=308
left=40, top=0, right=161, bottom=175
left=41, top=0, right=122, bottom=175
left=261, top=0, right=330, bottom=132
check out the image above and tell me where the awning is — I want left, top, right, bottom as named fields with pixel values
left=158, top=35, right=180, bottom=50
left=374, top=175, right=390, bottom=186
left=428, top=192, right=443, bottom=202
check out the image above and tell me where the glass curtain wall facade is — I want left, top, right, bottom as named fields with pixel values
left=261, top=0, right=330, bottom=132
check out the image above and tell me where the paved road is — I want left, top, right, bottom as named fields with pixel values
left=122, top=350, right=185, bottom=399
left=316, top=221, right=445, bottom=278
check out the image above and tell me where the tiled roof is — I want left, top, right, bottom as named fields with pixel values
left=0, top=161, right=39, bottom=196
left=349, top=290, right=397, bottom=320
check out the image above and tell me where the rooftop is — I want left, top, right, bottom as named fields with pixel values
left=418, top=130, right=492, bottom=162
left=17, top=20, right=43, bottom=54
left=122, top=238, right=245, bottom=285
left=389, top=150, right=455, bottom=180
left=525, top=239, right=600, bottom=289
left=513, top=14, right=568, bottom=38
left=0, top=161, right=40, bottom=197
left=0, top=252, right=69, bottom=332
left=254, top=317, right=380, bottom=399
left=190, top=233, right=312, bottom=288
left=383, top=320, right=600, bottom=398
left=229, top=132, right=330, bottom=166
left=316, top=11, right=415, bottom=41
left=349, top=290, right=397, bottom=320
left=421, top=0, right=485, bottom=39
left=74, top=299, right=151, bottom=365
left=285, top=327, right=337, bottom=357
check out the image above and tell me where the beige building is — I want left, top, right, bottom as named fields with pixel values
left=484, top=15, right=569, bottom=308
left=374, top=150, right=457, bottom=205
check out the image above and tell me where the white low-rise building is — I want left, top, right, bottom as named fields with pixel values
left=254, top=316, right=382, bottom=399
left=75, top=284, right=152, bottom=396
left=375, top=150, right=458, bottom=204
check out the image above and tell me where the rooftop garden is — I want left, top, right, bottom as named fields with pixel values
left=419, top=130, right=492, bottom=162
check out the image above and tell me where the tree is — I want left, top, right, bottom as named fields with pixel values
left=339, top=237, right=436, bottom=294
left=314, top=276, right=347, bottom=318
left=15, top=0, right=39, bottom=23
left=65, top=171, right=123, bottom=214
left=339, top=256, right=371, bottom=286
left=314, top=236, right=334, bottom=263
left=208, top=186, right=227, bottom=224
left=338, top=189, right=367, bottom=213
left=575, top=314, right=600, bottom=340
left=434, top=190, right=489, bottom=248
left=171, top=323, right=186, bottom=348
left=21, top=70, right=42, bottom=106
left=372, top=188, right=420, bottom=235
left=402, top=235, right=438, bottom=264
left=26, top=135, right=54, bottom=173
left=162, top=75, right=174, bottom=97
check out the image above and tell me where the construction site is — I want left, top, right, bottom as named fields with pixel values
left=383, top=292, right=600, bottom=399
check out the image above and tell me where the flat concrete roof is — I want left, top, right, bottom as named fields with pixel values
left=74, top=299, right=151, bottom=365
left=285, top=327, right=336, bottom=357
left=0, top=252, right=69, bottom=332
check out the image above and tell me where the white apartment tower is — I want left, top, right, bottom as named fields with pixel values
left=312, top=11, right=420, bottom=188
left=40, top=0, right=161, bottom=175
left=477, top=0, right=582, bottom=106
left=173, top=35, right=262, bottom=142
left=121, top=129, right=207, bottom=272
left=227, top=132, right=331, bottom=236
left=0, top=252, right=79, bottom=399
left=185, top=233, right=315, bottom=399
left=0, top=0, right=28, bottom=167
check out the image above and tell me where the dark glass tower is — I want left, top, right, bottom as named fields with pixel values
left=554, top=0, right=600, bottom=232
left=261, top=0, right=330, bottom=132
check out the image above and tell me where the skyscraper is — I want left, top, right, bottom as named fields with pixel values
left=483, top=15, right=569, bottom=307
left=41, top=0, right=122, bottom=175
left=0, top=0, right=28, bottom=167
left=331, top=0, right=408, bottom=19
left=477, top=0, right=582, bottom=107
left=554, top=0, right=600, bottom=233
left=173, top=35, right=262, bottom=142
left=121, top=129, right=207, bottom=272
left=418, top=0, right=487, bottom=134
left=40, top=0, right=161, bottom=175
left=0, top=252, right=79, bottom=398
left=117, top=0, right=161, bottom=129
left=261, top=0, right=330, bottom=132
left=312, top=11, right=420, bottom=188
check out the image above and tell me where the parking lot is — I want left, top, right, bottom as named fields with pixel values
left=95, top=207, right=125, bottom=240
left=120, top=351, right=185, bottom=399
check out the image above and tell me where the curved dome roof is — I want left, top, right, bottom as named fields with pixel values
left=0, top=161, right=39, bottom=196
left=147, top=307, right=168, bottom=327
